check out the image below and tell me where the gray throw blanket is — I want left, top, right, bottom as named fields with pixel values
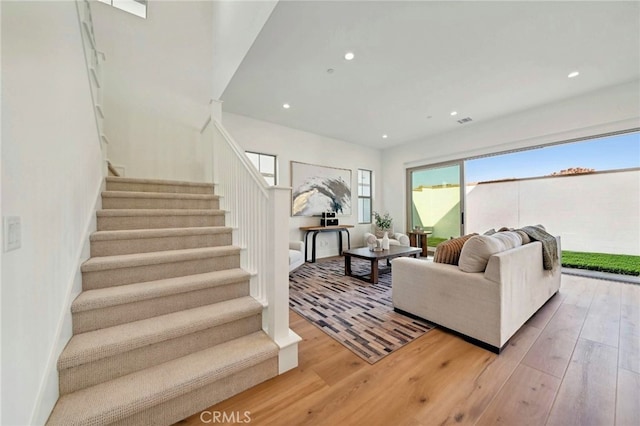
left=518, top=225, right=558, bottom=271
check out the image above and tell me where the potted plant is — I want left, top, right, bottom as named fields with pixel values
left=373, top=211, right=393, bottom=238
left=373, top=211, right=392, bottom=229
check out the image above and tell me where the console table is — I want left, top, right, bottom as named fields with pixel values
left=408, top=230, right=432, bottom=257
left=299, top=225, right=354, bottom=263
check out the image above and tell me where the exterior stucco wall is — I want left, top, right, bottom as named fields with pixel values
left=465, top=169, right=639, bottom=255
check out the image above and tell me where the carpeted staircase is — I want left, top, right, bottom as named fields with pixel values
left=47, top=176, right=279, bottom=426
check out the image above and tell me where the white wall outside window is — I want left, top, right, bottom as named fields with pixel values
left=465, top=169, right=639, bottom=255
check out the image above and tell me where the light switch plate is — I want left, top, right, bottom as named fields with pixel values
left=4, top=216, right=21, bottom=252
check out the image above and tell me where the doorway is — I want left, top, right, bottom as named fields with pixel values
left=407, top=162, right=464, bottom=243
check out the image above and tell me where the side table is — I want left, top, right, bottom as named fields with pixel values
left=408, top=230, right=431, bottom=257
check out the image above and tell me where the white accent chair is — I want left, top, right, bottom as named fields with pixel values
left=289, top=241, right=305, bottom=272
left=363, top=227, right=410, bottom=248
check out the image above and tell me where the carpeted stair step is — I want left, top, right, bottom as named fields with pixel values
left=102, top=190, right=220, bottom=210
left=96, top=209, right=225, bottom=231
left=81, top=246, right=240, bottom=290
left=59, top=297, right=264, bottom=395
left=105, top=176, right=214, bottom=195
left=48, top=331, right=278, bottom=425
left=90, top=226, right=232, bottom=256
left=72, top=268, right=251, bottom=333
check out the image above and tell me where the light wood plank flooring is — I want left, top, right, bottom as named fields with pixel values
left=178, top=274, right=639, bottom=426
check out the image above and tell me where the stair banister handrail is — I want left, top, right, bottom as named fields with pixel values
left=211, top=118, right=269, bottom=198
left=75, top=0, right=108, bottom=175
left=207, top=114, right=300, bottom=373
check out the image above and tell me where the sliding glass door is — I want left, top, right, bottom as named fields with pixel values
left=407, top=162, right=464, bottom=242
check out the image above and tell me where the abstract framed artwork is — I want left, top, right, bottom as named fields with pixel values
left=290, top=161, right=352, bottom=216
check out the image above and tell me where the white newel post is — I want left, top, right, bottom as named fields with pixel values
left=266, top=187, right=301, bottom=373
left=210, top=116, right=300, bottom=374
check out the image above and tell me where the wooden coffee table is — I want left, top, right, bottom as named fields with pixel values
left=343, top=245, right=422, bottom=284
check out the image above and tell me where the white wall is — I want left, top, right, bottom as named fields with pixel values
left=382, top=80, right=640, bottom=236
left=1, top=2, right=104, bottom=424
left=222, top=112, right=382, bottom=257
left=465, top=170, right=640, bottom=255
left=0, top=3, right=4, bottom=422
left=212, top=1, right=278, bottom=100
left=92, top=1, right=213, bottom=181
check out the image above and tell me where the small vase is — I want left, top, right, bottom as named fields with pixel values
left=381, top=232, right=390, bottom=250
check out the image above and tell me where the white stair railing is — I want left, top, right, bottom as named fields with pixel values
left=206, top=117, right=300, bottom=374
left=76, top=0, right=109, bottom=175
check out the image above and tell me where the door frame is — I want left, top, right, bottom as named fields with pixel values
left=405, top=160, right=466, bottom=238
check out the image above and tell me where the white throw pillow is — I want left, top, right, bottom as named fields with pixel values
left=492, top=231, right=523, bottom=250
left=458, top=235, right=507, bottom=273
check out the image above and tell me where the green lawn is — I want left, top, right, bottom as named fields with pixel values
left=427, top=236, right=448, bottom=247
left=561, top=251, right=640, bottom=276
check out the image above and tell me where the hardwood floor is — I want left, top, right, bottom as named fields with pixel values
left=178, top=274, right=639, bottom=426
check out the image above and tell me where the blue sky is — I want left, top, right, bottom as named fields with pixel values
left=466, top=132, right=640, bottom=183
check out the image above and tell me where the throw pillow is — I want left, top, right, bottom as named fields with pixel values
left=458, top=235, right=509, bottom=273
left=514, top=230, right=531, bottom=244
left=492, top=231, right=523, bottom=249
left=433, top=233, right=478, bottom=265
left=483, top=228, right=497, bottom=235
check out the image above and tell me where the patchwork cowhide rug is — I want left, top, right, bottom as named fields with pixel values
left=289, top=258, right=435, bottom=364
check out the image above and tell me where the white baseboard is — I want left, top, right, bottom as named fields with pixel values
left=277, top=330, right=302, bottom=374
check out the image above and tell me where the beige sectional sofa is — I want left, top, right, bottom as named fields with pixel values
left=392, top=236, right=561, bottom=352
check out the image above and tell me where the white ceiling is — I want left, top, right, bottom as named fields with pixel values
left=221, top=1, right=640, bottom=149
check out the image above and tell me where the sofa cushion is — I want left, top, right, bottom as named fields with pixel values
left=514, top=230, right=531, bottom=244
left=433, top=233, right=478, bottom=265
left=458, top=232, right=523, bottom=273
left=458, top=235, right=509, bottom=273
left=493, top=231, right=523, bottom=249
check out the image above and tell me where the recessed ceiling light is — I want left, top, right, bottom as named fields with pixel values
left=382, top=134, right=388, bottom=139
left=344, top=52, right=355, bottom=61
left=282, top=103, right=290, bottom=109
left=450, top=111, right=458, bottom=116
left=568, top=71, right=580, bottom=78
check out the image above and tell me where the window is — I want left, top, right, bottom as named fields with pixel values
left=358, top=169, right=372, bottom=223
left=98, top=0, right=147, bottom=19
left=245, top=151, right=277, bottom=186
left=408, top=130, right=639, bottom=251
left=408, top=162, right=463, bottom=240
left=465, top=131, right=639, bottom=183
